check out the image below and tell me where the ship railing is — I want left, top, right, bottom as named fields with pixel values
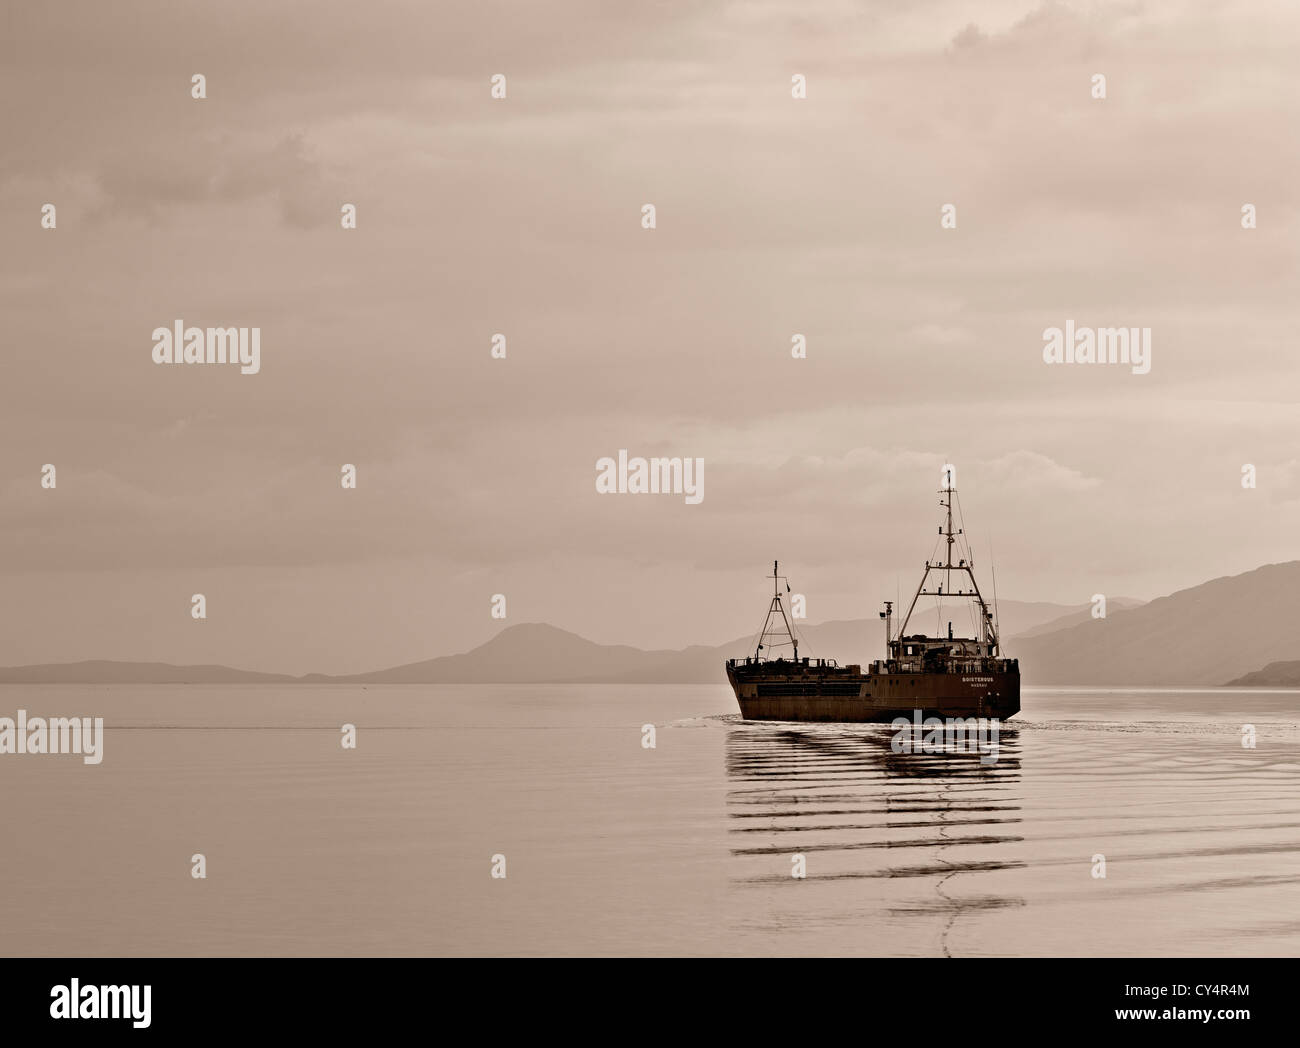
left=884, top=657, right=1018, bottom=675
left=727, top=656, right=841, bottom=669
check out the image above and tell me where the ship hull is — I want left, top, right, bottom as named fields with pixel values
left=726, top=664, right=1019, bottom=723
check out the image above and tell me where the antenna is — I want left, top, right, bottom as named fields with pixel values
left=896, top=471, right=994, bottom=648
left=990, top=541, right=1002, bottom=655
left=752, top=560, right=799, bottom=662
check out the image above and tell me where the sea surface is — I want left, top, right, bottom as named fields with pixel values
left=1, top=684, right=1298, bottom=956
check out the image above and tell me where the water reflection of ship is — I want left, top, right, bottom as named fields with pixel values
left=724, top=722, right=1025, bottom=953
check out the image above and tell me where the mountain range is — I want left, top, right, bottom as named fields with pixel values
left=1224, top=662, right=1300, bottom=687
left=2, top=563, right=1299, bottom=686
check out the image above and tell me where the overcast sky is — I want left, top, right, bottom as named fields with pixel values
left=2, top=0, right=1298, bottom=674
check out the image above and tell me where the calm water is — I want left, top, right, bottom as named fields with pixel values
left=1, top=684, right=1298, bottom=956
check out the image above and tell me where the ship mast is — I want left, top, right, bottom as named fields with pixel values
left=895, top=479, right=999, bottom=655
left=753, top=560, right=799, bottom=662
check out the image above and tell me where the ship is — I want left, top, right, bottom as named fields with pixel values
left=725, top=479, right=1020, bottom=722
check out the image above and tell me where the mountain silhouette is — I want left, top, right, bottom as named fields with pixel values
left=5, top=566, right=1300, bottom=686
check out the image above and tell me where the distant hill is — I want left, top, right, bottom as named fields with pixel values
left=325, top=623, right=696, bottom=684
left=309, top=598, right=1111, bottom=684
left=0, top=660, right=296, bottom=684
left=1223, top=661, right=1300, bottom=687
left=1008, top=597, right=1144, bottom=639
left=1010, top=562, right=1300, bottom=686
left=0, top=598, right=1085, bottom=686
left=993, top=599, right=1138, bottom=640
left=5, top=568, right=1296, bottom=687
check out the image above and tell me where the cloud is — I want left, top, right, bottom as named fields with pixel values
left=4, top=0, right=1300, bottom=665
left=951, top=23, right=989, bottom=49
left=87, top=132, right=333, bottom=227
